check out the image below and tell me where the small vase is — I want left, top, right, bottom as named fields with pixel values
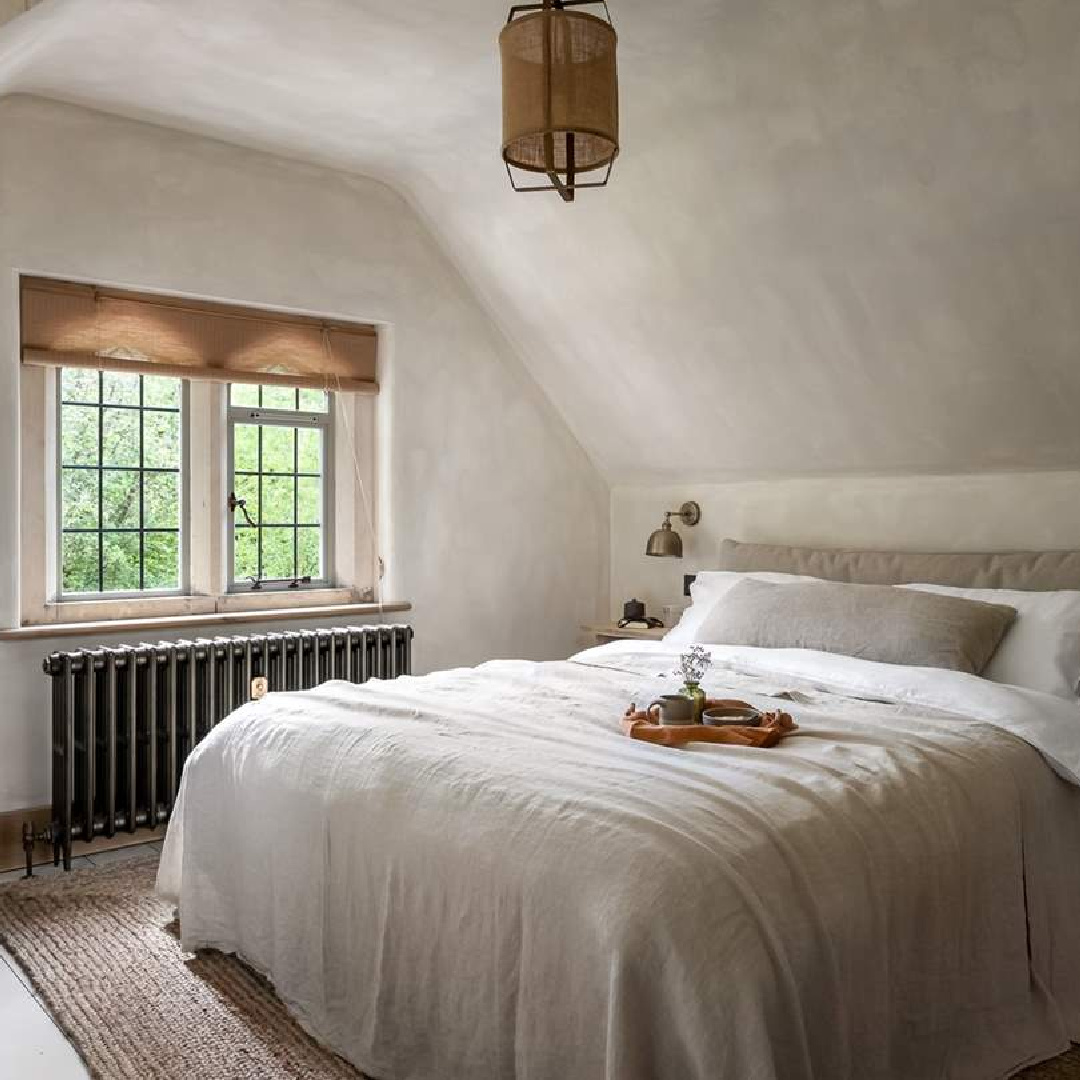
left=682, top=681, right=706, bottom=724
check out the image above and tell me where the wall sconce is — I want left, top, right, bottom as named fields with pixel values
left=645, top=501, right=701, bottom=558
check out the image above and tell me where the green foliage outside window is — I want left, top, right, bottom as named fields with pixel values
left=58, top=376, right=329, bottom=594
left=230, top=384, right=326, bottom=586
left=60, top=369, right=182, bottom=594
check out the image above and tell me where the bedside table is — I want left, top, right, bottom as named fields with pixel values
left=582, top=624, right=667, bottom=646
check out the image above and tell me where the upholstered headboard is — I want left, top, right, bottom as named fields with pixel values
left=710, top=539, right=1080, bottom=592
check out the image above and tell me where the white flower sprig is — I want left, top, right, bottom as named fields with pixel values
left=679, top=645, right=712, bottom=684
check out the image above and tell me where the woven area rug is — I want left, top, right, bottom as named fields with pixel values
left=0, top=855, right=361, bottom=1079
left=0, top=855, right=1077, bottom=1080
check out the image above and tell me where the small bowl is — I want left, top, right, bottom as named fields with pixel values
left=702, top=706, right=762, bottom=728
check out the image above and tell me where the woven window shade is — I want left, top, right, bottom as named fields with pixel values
left=500, top=8, right=618, bottom=174
left=20, top=278, right=378, bottom=393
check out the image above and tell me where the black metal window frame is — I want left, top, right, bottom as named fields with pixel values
left=55, top=369, right=187, bottom=599
left=226, top=385, right=334, bottom=593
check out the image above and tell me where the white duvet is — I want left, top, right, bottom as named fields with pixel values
left=158, top=642, right=1080, bottom=1080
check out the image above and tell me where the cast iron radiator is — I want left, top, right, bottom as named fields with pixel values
left=33, top=624, right=413, bottom=874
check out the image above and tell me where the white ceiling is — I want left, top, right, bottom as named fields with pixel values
left=2, top=0, right=1079, bottom=482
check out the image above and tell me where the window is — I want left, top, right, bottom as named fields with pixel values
left=57, top=369, right=184, bottom=596
left=228, top=385, right=332, bottom=591
left=21, top=276, right=378, bottom=624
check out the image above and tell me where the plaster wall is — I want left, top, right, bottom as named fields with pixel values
left=0, top=96, right=608, bottom=811
left=1, top=0, right=1077, bottom=481
left=0, top=2, right=34, bottom=30
left=612, top=472, right=1080, bottom=618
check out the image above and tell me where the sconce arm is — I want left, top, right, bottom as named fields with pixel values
left=663, top=501, right=702, bottom=528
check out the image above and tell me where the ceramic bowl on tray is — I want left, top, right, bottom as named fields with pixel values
left=702, top=705, right=762, bottom=728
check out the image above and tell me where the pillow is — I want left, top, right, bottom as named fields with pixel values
left=663, top=571, right=823, bottom=646
left=693, top=578, right=1017, bottom=674
left=901, top=583, right=1080, bottom=700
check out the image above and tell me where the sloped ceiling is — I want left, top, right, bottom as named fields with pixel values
left=2, top=0, right=1079, bottom=482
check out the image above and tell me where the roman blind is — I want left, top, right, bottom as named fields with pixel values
left=20, top=277, right=378, bottom=393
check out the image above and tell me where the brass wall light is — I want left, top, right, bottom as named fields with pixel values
left=499, top=0, right=619, bottom=202
left=646, top=502, right=702, bottom=558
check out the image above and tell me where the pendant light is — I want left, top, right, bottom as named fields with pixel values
left=499, top=0, right=619, bottom=202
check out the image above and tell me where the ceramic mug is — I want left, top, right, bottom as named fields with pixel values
left=648, top=694, right=694, bottom=726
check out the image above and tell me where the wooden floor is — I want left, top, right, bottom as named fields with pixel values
left=0, top=841, right=162, bottom=1079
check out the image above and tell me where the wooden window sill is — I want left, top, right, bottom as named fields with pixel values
left=0, top=601, right=412, bottom=641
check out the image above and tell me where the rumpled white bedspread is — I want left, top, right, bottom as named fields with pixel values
left=158, top=642, right=1080, bottom=1080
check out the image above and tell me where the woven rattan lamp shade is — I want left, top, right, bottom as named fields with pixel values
left=500, top=3, right=618, bottom=195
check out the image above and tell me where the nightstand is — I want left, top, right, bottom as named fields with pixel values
left=582, top=624, right=667, bottom=646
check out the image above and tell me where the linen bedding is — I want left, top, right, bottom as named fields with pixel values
left=158, top=641, right=1080, bottom=1080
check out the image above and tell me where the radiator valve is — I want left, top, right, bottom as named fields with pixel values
left=21, top=821, right=53, bottom=880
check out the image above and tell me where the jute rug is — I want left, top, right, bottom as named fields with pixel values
left=0, top=855, right=1077, bottom=1080
left=0, top=855, right=361, bottom=1079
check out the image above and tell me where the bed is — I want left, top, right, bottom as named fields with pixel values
left=158, top=543, right=1080, bottom=1080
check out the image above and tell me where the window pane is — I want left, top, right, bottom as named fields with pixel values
left=102, top=469, right=140, bottom=529
left=61, top=404, right=99, bottom=466
left=297, top=428, right=322, bottom=473
left=262, top=476, right=295, bottom=524
left=261, top=386, right=297, bottom=411
left=230, top=384, right=260, bottom=408
left=58, top=369, right=185, bottom=597
left=262, top=527, right=295, bottom=579
left=261, top=426, right=295, bottom=473
left=232, top=473, right=259, bottom=525
left=144, top=376, right=181, bottom=409
left=102, top=371, right=140, bottom=406
left=62, top=532, right=99, bottom=593
left=61, top=369, right=99, bottom=404
left=143, top=471, right=179, bottom=529
left=234, top=527, right=258, bottom=582
left=298, top=527, right=321, bottom=579
left=102, top=532, right=140, bottom=592
left=62, top=468, right=99, bottom=530
left=143, top=532, right=179, bottom=589
left=228, top=394, right=330, bottom=589
left=298, top=389, right=329, bottom=413
left=297, top=476, right=321, bottom=524
left=144, top=410, right=181, bottom=469
left=102, top=408, right=140, bottom=467
left=234, top=424, right=259, bottom=473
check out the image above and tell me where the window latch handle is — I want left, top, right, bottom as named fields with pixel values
left=228, top=491, right=258, bottom=529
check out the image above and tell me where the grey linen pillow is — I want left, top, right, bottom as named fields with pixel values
left=693, top=578, right=1017, bottom=674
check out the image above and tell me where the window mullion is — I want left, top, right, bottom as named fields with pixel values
left=96, top=371, right=104, bottom=593
left=293, top=387, right=299, bottom=581
left=138, top=376, right=145, bottom=591
left=257, top=422, right=264, bottom=585
left=293, top=421, right=299, bottom=580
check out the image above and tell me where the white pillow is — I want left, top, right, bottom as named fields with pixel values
left=663, top=570, right=823, bottom=646
left=901, top=583, right=1080, bottom=700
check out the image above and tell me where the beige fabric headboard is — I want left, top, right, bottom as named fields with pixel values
left=718, top=539, right=1080, bottom=592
